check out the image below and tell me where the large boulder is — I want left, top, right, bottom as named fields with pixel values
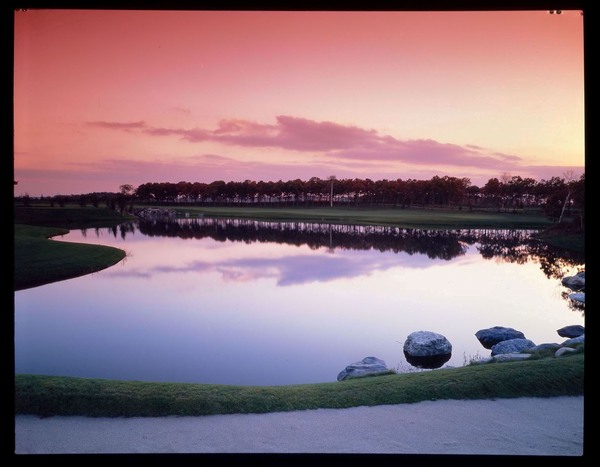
left=491, top=338, right=536, bottom=356
left=337, top=356, right=391, bottom=381
left=561, top=271, right=585, bottom=291
left=403, top=331, right=452, bottom=369
left=475, top=326, right=525, bottom=349
left=557, top=325, right=585, bottom=338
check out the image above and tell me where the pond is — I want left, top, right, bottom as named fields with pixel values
left=14, top=217, right=585, bottom=386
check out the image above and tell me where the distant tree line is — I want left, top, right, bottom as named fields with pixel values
left=133, top=173, right=584, bottom=224
left=15, top=172, right=584, bottom=227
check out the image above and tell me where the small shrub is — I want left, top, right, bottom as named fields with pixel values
left=463, top=351, right=485, bottom=366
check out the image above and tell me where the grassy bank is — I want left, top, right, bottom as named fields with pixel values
left=14, top=206, right=132, bottom=291
left=15, top=351, right=584, bottom=418
left=14, top=224, right=127, bottom=291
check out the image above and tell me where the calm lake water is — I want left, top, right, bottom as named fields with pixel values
left=14, top=217, right=585, bottom=386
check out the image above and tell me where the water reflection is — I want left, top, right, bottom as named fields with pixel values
left=119, top=218, right=583, bottom=281
left=137, top=218, right=470, bottom=260
left=15, top=218, right=584, bottom=384
left=95, top=218, right=584, bottom=311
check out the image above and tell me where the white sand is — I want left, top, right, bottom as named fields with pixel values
left=14, top=396, right=584, bottom=456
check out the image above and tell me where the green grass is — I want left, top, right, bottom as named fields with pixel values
left=15, top=352, right=583, bottom=418
left=14, top=206, right=132, bottom=291
left=155, top=205, right=554, bottom=230
left=14, top=224, right=127, bottom=291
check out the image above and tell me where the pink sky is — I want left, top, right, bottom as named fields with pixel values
left=13, top=9, right=585, bottom=196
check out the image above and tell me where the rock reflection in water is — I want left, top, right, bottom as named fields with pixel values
left=403, top=353, right=452, bottom=369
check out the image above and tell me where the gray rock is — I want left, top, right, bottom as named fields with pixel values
left=561, top=271, right=585, bottom=291
left=403, top=331, right=452, bottom=357
left=528, top=343, right=561, bottom=352
left=557, top=325, right=585, bottom=338
left=475, top=326, right=525, bottom=349
left=568, top=292, right=585, bottom=304
left=491, top=338, right=536, bottom=356
left=402, top=331, right=452, bottom=369
left=492, top=353, right=532, bottom=362
left=468, top=326, right=583, bottom=368
left=337, top=356, right=390, bottom=381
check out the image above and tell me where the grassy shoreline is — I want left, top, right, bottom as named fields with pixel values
left=15, top=352, right=584, bottom=418
left=14, top=206, right=136, bottom=290
left=14, top=205, right=584, bottom=417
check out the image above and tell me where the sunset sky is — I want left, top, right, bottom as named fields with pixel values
left=13, top=8, right=585, bottom=197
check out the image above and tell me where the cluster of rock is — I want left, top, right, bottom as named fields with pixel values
left=562, top=271, right=585, bottom=304
left=336, top=324, right=584, bottom=381
left=337, top=331, right=453, bottom=381
left=336, top=271, right=584, bottom=380
left=471, top=324, right=585, bottom=364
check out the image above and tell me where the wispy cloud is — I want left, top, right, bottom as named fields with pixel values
left=333, top=140, right=522, bottom=169
left=209, top=116, right=379, bottom=151
left=87, top=116, right=524, bottom=170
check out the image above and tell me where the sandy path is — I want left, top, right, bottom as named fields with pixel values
left=13, top=396, right=584, bottom=456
